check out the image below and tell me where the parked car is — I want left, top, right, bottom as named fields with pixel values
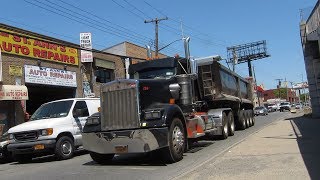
left=290, top=105, right=297, bottom=113
left=0, top=132, right=13, bottom=163
left=7, top=98, right=100, bottom=163
left=254, top=106, right=268, bottom=116
left=280, top=102, right=291, bottom=112
left=295, top=103, right=303, bottom=109
left=267, top=103, right=277, bottom=112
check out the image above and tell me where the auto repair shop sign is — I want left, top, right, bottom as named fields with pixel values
left=25, top=65, right=77, bottom=87
left=0, top=27, right=79, bottom=65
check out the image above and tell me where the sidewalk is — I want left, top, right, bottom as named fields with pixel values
left=178, top=112, right=320, bottom=180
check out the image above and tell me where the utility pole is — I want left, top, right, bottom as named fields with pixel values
left=144, top=17, right=168, bottom=57
left=275, top=79, right=283, bottom=99
left=289, top=81, right=295, bottom=104
left=253, top=65, right=260, bottom=106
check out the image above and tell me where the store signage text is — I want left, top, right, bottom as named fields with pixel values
left=0, top=90, right=28, bottom=100
left=0, top=28, right=79, bottom=65
left=25, top=65, right=77, bottom=87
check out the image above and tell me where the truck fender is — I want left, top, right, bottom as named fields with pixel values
left=207, top=108, right=232, bottom=127
left=159, top=104, right=186, bottom=127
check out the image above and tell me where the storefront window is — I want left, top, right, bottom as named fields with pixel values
left=95, top=68, right=114, bottom=83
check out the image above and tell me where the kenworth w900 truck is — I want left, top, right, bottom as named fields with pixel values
left=82, top=40, right=254, bottom=164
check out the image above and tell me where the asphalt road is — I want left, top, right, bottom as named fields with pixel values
left=0, top=111, right=292, bottom=180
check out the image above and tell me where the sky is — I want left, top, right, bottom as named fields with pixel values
left=1, top=0, right=317, bottom=89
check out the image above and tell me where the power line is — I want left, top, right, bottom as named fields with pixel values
left=123, top=0, right=152, bottom=19
left=141, top=1, right=229, bottom=46
left=43, top=0, right=149, bottom=44
left=111, top=0, right=145, bottom=21
left=56, top=0, right=153, bottom=42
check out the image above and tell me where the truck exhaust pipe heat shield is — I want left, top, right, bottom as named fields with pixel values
left=176, top=74, right=193, bottom=105
left=184, top=37, right=191, bottom=60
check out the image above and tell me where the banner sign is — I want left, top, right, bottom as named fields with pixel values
left=80, top=32, right=93, bottom=62
left=0, top=28, right=79, bottom=65
left=0, top=49, right=2, bottom=82
left=24, top=65, right=77, bottom=87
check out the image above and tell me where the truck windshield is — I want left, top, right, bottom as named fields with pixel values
left=134, top=68, right=176, bottom=79
left=30, top=100, right=73, bottom=121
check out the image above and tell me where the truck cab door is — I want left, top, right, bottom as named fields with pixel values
left=72, top=101, right=90, bottom=145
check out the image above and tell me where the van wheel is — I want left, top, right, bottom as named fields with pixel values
left=55, top=136, right=74, bottom=160
left=90, top=152, right=114, bottom=164
left=14, top=154, right=32, bottom=163
left=162, top=118, right=185, bottom=163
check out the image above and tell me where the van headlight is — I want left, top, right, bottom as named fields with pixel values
left=8, top=134, right=14, bottom=140
left=40, top=128, right=53, bottom=136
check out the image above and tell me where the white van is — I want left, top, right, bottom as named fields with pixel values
left=7, top=98, right=100, bottom=163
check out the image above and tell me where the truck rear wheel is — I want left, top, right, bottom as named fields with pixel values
left=162, top=118, right=185, bottom=163
left=90, top=152, right=114, bottom=164
left=228, top=112, right=235, bottom=136
left=220, top=112, right=229, bottom=139
left=248, top=110, right=253, bottom=127
left=245, top=110, right=250, bottom=128
left=251, top=110, right=255, bottom=126
left=237, top=110, right=246, bottom=130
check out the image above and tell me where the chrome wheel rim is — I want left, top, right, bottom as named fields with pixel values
left=224, top=121, right=228, bottom=134
left=172, top=126, right=184, bottom=153
left=61, top=141, right=72, bottom=155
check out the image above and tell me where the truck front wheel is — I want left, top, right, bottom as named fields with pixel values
left=90, top=152, right=114, bottom=164
left=162, top=118, right=185, bottom=163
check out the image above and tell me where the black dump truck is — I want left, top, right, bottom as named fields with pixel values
left=82, top=40, right=254, bottom=164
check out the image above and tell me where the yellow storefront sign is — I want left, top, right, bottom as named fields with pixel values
left=9, top=65, right=22, bottom=76
left=0, top=27, right=79, bottom=65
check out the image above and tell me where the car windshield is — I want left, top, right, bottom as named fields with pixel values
left=280, top=102, right=290, bottom=105
left=134, top=68, right=176, bottom=79
left=255, top=107, right=264, bottom=110
left=30, top=100, right=73, bottom=121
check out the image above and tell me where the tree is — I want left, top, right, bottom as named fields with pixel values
left=273, top=88, right=287, bottom=99
left=300, top=93, right=309, bottom=102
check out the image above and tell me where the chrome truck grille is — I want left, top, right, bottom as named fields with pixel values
left=100, top=79, right=140, bottom=131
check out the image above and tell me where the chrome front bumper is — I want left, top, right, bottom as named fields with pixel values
left=82, top=128, right=168, bottom=154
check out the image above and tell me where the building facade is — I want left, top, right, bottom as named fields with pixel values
left=300, top=1, right=320, bottom=117
left=0, top=23, right=126, bottom=137
left=263, top=88, right=298, bottom=103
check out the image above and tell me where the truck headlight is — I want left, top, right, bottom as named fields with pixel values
left=40, top=128, right=53, bottom=136
left=144, top=110, right=161, bottom=120
left=86, top=117, right=100, bottom=125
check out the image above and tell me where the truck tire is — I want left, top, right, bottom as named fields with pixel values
left=237, top=110, right=246, bottom=130
left=248, top=110, right=253, bottom=127
left=90, top=152, right=114, bottom=164
left=14, top=154, right=32, bottom=163
left=245, top=110, right=250, bottom=128
left=219, top=112, right=229, bottom=139
left=55, top=136, right=74, bottom=160
left=227, top=112, right=235, bottom=136
left=162, top=118, right=185, bottom=163
left=251, top=110, right=255, bottom=126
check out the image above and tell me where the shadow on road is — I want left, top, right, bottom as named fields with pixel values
left=285, top=115, right=320, bottom=180
left=10, top=149, right=88, bottom=165
left=83, top=141, right=214, bottom=166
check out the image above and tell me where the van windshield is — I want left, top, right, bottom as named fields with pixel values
left=30, top=100, right=73, bottom=121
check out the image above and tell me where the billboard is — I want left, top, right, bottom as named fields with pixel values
left=0, top=27, right=79, bottom=65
